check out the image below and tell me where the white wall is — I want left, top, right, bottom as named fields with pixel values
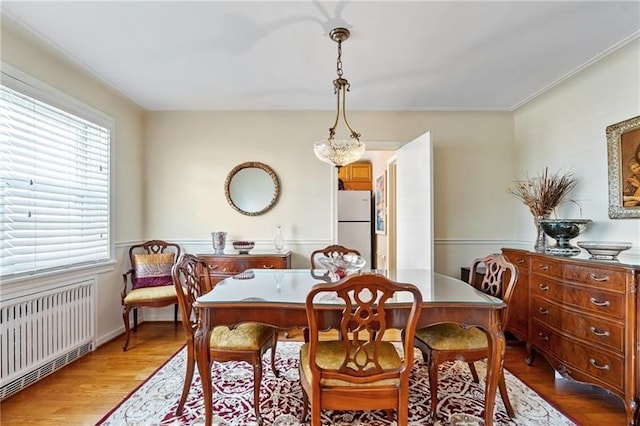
left=1, top=21, right=146, bottom=345
left=513, top=39, right=640, bottom=252
left=144, top=111, right=516, bottom=279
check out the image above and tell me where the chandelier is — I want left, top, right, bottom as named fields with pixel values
left=313, top=27, right=365, bottom=168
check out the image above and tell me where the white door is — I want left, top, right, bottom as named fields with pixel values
left=395, top=131, right=433, bottom=270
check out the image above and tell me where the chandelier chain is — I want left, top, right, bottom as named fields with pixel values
left=336, top=40, right=343, bottom=79
left=313, top=27, right=365, bottom=168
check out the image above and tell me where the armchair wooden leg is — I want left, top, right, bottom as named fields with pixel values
left=271, top=331, right=279, bottom=378
left=467, top=361, right=480, bottom=383
left=499, top=372, right=515, bottom=418
left=174, top=303, right=179, bottom=324
left=301, top=386, right=309, bottom=422
left=122, top=306, right=131, bottom=351
left=252, top=357, right=264, bottom=426
left=133, top=308, right=138, bottom=332
left=384, top=409, right=394, bottom=421
left=176, top=343, right=195, bottom=415
left=311, top=392, right=322, bottom=426
left=428, top=358, right=439, bottom=418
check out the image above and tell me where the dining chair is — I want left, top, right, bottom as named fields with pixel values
left=171, top=254, right=279, bottom=425
left=299, top=273, right=423, bottom=425
left=121, top=239, right=181, bottom=351
left=297, top=244, right=362, bottom=341
left=411, top=253, right=517, bottom=419
left=310, top=244, right=361, bottom=268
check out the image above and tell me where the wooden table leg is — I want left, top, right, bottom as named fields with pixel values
left=484, top=320, right=506, bottom=426
left=195, top=312, right=213, bottom=426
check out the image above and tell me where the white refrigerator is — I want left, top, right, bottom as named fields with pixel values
left=337, top=190, right=372, bottom=267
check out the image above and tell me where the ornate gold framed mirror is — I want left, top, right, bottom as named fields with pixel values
left=224, top=161, right=280, bottom=216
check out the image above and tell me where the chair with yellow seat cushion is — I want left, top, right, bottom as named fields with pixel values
left=172, top=253, right=278, bottom=426
left=121, top=240, right=181, bottom=351
left=299, top=273, right=422, bottom=425
left=412, top=253, right=518, bottom=419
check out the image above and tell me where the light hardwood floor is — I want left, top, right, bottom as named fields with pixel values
left=0, top=322, right=628, bottom=425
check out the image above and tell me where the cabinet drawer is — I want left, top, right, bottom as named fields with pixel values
left=531, top=297, right=624, bottom=353
left=204, top=258, right=242, bottom=274
left=244, top=257, right=287, bottom=270
left=560, top=339, right=625, bottom=391
left=502, top=250, right=530, bottom=270
left=531, top=257, right=562, bottom=278
left=203, top=256, right=288, bottom=276
left=531, top=277, right=624, bottom=320
left=532, top=320, right=624, bottom=391
left=562, top=264, right=627, bottom=293
left=530, top=321, right=564, bottom=354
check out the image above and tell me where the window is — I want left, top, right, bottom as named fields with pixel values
left=1, top=68, right=112, bottom=278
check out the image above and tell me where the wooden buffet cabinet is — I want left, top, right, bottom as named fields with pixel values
left=502, top=248, right=639, bottom=425
left=199, top=252, right=292, bottom=284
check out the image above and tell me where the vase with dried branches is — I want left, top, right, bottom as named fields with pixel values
left=508, top=167, right=578, bottom=252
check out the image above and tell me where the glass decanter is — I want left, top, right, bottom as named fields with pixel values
left=274, top=224, right=284, bottom=253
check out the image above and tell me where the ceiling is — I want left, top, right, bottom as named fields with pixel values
left=2, top=1, right=639, bottom=111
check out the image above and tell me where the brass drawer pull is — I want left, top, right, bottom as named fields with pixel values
left=539, top=284, right=549, bottom=291
left=539, top=307, right=549, bottom=315
left=590, top=297, right=610, bottom=307
left=262, top=264, right=275, bottom=269
left=589, top=358, right=611, bottom=371
left=589, top=326, right=610, bottom=337
left=589, top=274, right=610, bottom=282
left=209, top=264, right=219, bottom=270
left=538, top=264, right=549, bottom=271
left=538, top=333, right=549, bottom=341
left=516, top=258, right=525, bottom=264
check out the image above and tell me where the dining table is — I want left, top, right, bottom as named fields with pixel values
left=194, top=268, right=507, bottom=426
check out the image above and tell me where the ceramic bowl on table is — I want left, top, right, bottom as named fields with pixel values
left=577, top=241, right=632, bottom=260
left=538, top=219, right=592, bottom=257
left=232, top=241, right=255, bottom=254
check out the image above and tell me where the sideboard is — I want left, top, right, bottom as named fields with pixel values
left=199, top=251, right=292, bottom=284
left=502, top=248, right=639, bottom=425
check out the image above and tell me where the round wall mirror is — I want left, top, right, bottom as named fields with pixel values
left=224, top=161, right=280, bottom=216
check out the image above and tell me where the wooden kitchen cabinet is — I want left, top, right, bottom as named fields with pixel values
left=338, top=161, right=372, bottom=190
left=199, top=252, right=292, bottom=284
left=502, top=248, right=639, bottom=425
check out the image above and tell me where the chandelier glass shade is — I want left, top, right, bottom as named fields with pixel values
left=313, top=27, right=365, bottom=168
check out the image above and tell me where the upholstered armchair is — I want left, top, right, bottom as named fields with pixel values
left=121, top=240, right=181, bottom=351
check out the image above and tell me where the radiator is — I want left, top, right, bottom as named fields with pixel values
left=0, top=279, right=96, bottom=400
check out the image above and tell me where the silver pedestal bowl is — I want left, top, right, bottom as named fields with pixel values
left=538, top=219, right=592, bottom=257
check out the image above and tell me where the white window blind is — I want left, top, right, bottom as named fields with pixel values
left=1, top=77, right=111, bottom=278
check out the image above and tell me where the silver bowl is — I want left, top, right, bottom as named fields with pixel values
left=577, top=241, right=632, bottom=260
left=538, top=219, right=592, bottom=257
left=232, top=240, right=255, bottom=254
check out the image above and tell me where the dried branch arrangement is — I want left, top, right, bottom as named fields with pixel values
left=508, top=167, right=577, bottom=217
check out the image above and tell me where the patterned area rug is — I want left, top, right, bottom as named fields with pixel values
left=97, top=342, right=575, bottom=426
